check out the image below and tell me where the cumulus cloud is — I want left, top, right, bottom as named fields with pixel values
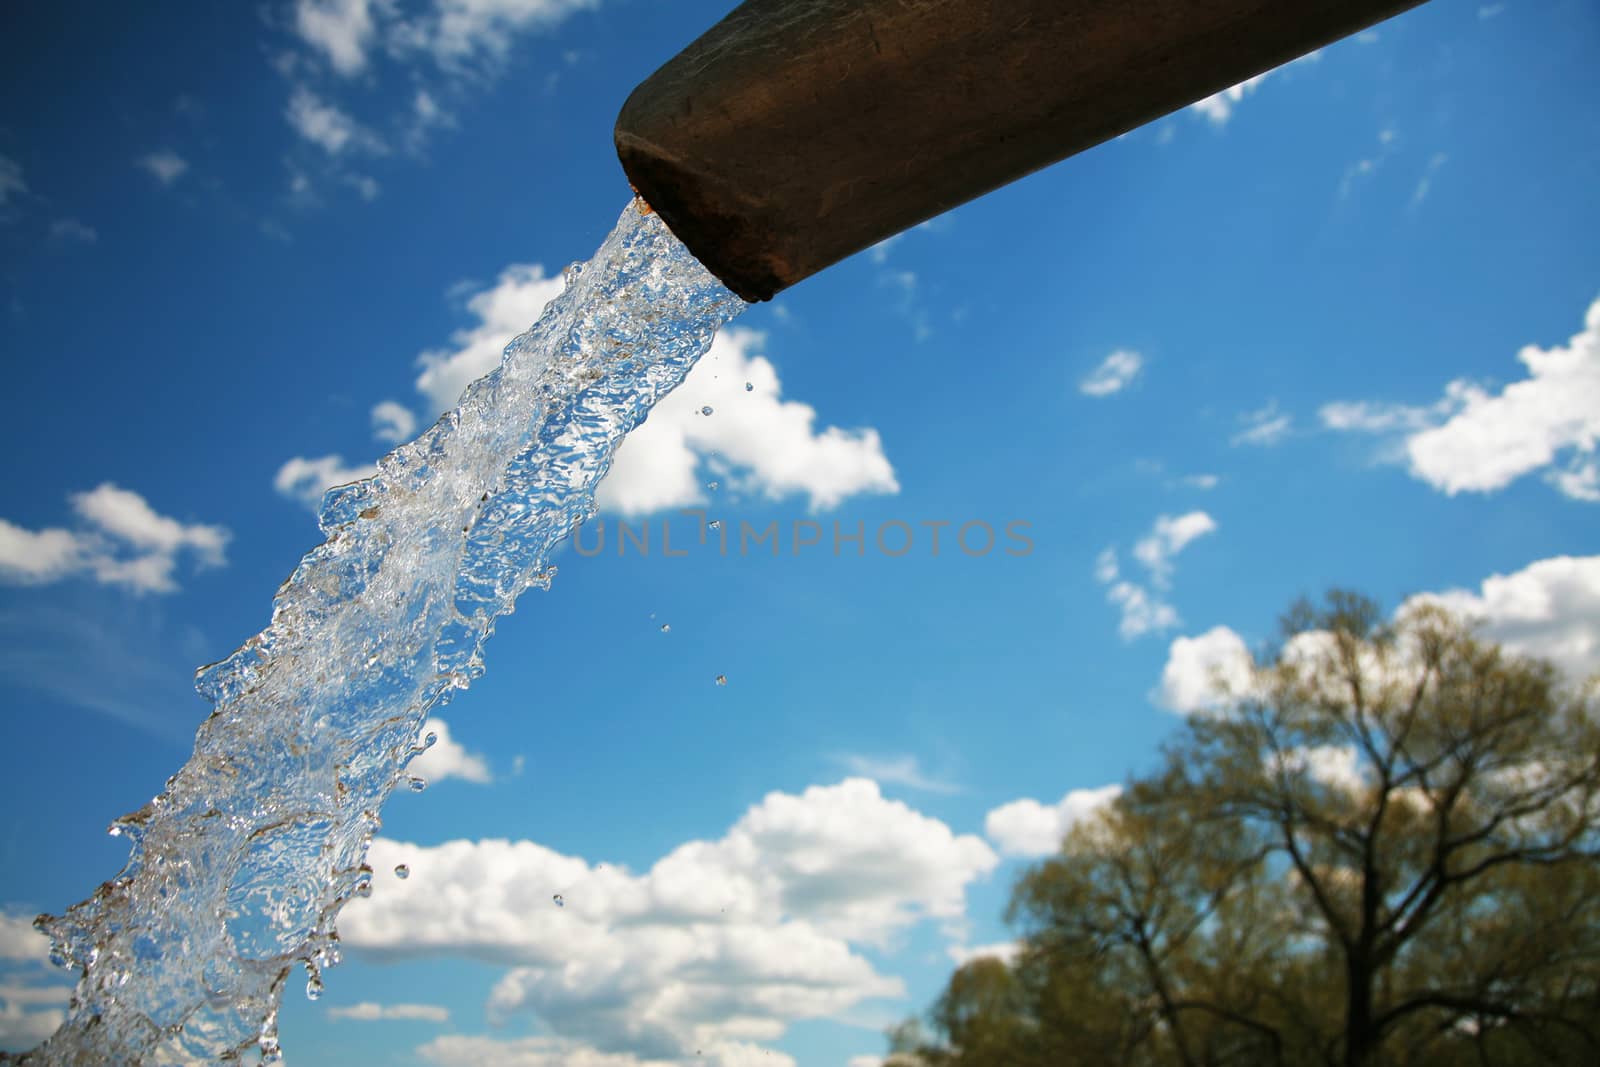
left=598, top=328, right=898, bottom=515
left=984, top=784, right=1123, bottom=858
left=1096, top=513, right=1217, bottom=640
left=1157, top=625, right=1256, bottom=713
left=286, top=86, right=386, bottom=155
left=371, top=399, right=418, bottom=443
left=1404, top=555, right=1600, bottom=683
left=1078, top=349, right=1143, bottom=397
left=1157, top=555, right=1600, bottom=718
left=835, top=754, right=960, bottom=795
left=1232, top=401, right=1293, bottom=447
left=273, top=455, right=378, bottom=510
left=1323, top=296, right=1600, bottom=501
left=136, top=150, right=188, bottom=186
left=413, top=270, right=897, bottom=514
left=417, top=1034, right=794, bottom=1067
left=0, top=485, right=229, bottom=595
left=1408, top=296, right=1600, bottom=499
left=407, top=718, right=492, bottom=785
left=415, top=264, right=567, bottom=410
left=341, top=779, right=995, bottom=1062
left=328, top=1001, right=450, bottom=1023
left=0, top=915, right=48, bottom=963
left=946, top=941, right=1022, bottom=967
left=295, top=0, right=381, bottom=76
left=1268, top=745, right=1368, bottom=794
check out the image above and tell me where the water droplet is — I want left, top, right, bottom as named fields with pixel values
left=659, top=624, right=671, bottom=634
left=394, top=864, right=410, bottom=880
left=707, top=481, right=719, bottom=491
left=708, top=520, right=721, bottom=531
left=423, top=731, right=438, bottom=749
left=745, top=382, right=754, bottom=392
left=553, top=894, right=565, bottom=907
left=562, top=262, right=584, bottom=285
left=408, top=776, right=427, bottom=793
left=305, top=975, right=324, bottom=1001
left=700, top=405, right=714, bottom=416
left=355, top=879, right=373, bottom=899
left=715, top=674, right=728, bottom=687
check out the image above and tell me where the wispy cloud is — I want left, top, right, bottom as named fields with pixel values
left=1096, top=512, right=1218, bottom=640
left=1231, top=401, right=1293, bottom=447
left=835, top=753, right=961, bottom=794
left=1079, top=349, right=1143, bottom=397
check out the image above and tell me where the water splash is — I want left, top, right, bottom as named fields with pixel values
left=12, top=200, right=744, bottom=1065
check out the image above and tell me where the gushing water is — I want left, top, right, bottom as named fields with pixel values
left=10, top=201, right=744, bottom=1065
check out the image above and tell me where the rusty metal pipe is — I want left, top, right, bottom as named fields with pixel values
left=616, top=0, right=1427, bottom=302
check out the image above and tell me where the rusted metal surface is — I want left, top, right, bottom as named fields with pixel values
left=616, top=0, right=1427, bottom=302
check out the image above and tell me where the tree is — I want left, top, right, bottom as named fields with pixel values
left=898, top=593, right=1600, bottom=1066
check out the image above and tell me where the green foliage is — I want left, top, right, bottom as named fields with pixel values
left=894, top=593, right=1600, bottom=1066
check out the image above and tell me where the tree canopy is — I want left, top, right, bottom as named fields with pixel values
left=895, top=593, right=1600, bottom=1067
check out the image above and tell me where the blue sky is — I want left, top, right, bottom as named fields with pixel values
left=1, top=0, right=1598, bottom=1063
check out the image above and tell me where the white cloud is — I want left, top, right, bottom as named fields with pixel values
left=371, top=400, right=418, bottom=443
left=0, top=521, right=82, bottom=586
left=1190, top=72, right=1274, bottom=126
left=1106, top=581, right=1180, bottom=640
left=341, top=779, right=995, bottom=1062
left=295, top=0, right=381, bottom=76
left=1157, top=625, right=1256, bottom=713
left=946, top=941, right=1022, bottom=967
left=72, top=484, right=227, bottom=565
left=0, top=156, right=25, bottom=207
left=835, top=754, right=960, bottom=795
left=1410, top=152, right=1448, bottom=210
left=1190, top=51, right=1320, bottom=126
left=408, top=718, right=492, bottom=785
left=274, top=455, right=378, bottom=510
left=598, top=329, right=898, bottom=515
left=413, top=274, right=896, bottom=517
left=1096, top=513, right=1217, bottom=640
left=1325, top=297, right=1600, bottom=500
left=1269, top=745, right=1368, bottom=794
left=395, top=0, right=601, bottom=69
left=1479, top=3, right=1505, bottom=18
left=0, top=914, right=48, bottom=963
left=137, top=150, right=188, bottom=186
left=984, top=784, right=1123, bottom=858
left=0, top=998, right=64, bottom=1049
left=1180, top=473, right=1220, bottom=490
left=417, top=1034, right=795, bottom=1067
left=0, top=485, right=229, bottom=595
left=415, top=264, right=567, bottom=411
left=1232, top=401, right=1293, bottom=446
left=1133, top=511, right=1217, bottom=585
left=286, top=86, right=385, bottom=155
left=1078, top=349, right=1143, bottom=397
left=328, top=1001, right=450, bottom=1022
left=49, top=218, right=96, bottom=244
left=1404, top=555, right=1600, bottom=683
left=1406, top=296, right=1600, bottom=500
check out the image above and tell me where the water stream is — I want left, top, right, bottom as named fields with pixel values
left=10, top=201, right=745, bottom=1065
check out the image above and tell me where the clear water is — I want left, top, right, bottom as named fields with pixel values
left=10, top=202, right=745, bottom=1065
